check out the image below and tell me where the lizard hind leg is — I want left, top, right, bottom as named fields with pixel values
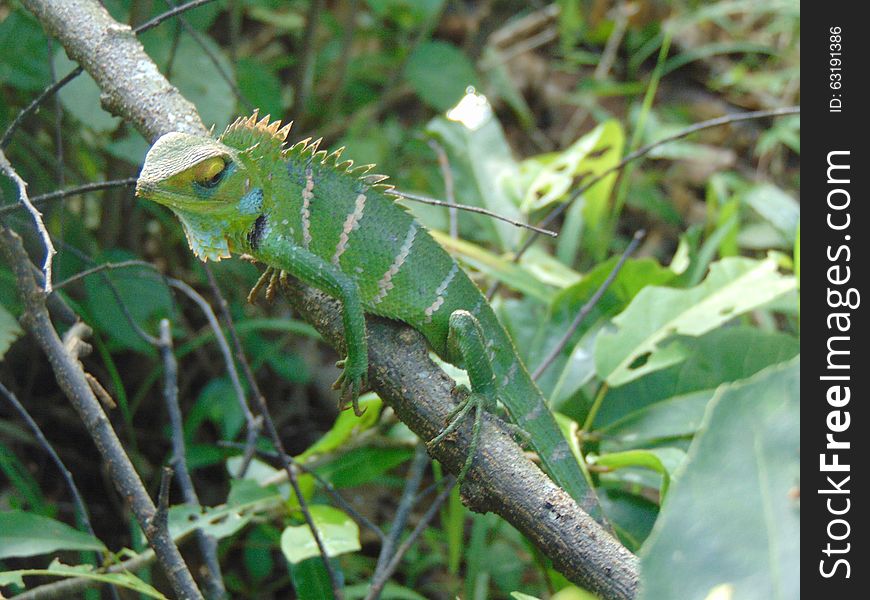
left=428, top=310, right=501, bottom=483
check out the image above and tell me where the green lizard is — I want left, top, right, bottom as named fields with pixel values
left=135, top=111, right=605, bottom=523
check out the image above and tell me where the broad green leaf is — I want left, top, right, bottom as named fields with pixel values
left=639, top=358, right=799, bottom=600
left=281, top=505, right=361, bottom=564
left=534, top=257, right=674, bottom=399
left=316, top=447, right=414, bottom=489
left=225, top=456, right=314, bottom=505
left=53, top=51, right=120, bottom=133
left=141, top=33, right=235, bottom=130
left=405, top=41, right=480, bottom=111
left=595, top=257, right=796, bottom=386
left=595, top=326, right=799, bottom=433
left=0, top=559, right=167, bottom=598
left=0, top=11, right=50, bottom=91
left=289, top=556, right=335, bottom=600
left=80, top=251, right=173, bottom=354
left=236, top=57, right=284, bottom=118
left=0, top=511, right=106, bottom=559
left=0, top=303, right=22, bottom=359
left=431, top=230, right=555, bottom=302
left=185, top=378, right=246, bottom=442
left=427, top=93, right=523, bottom=251
left=296, top=394, right=382, bottom=462
left=743, top=183, right=800, bottom=245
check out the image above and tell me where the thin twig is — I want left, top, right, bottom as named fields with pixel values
left=531, top=230, right=645, bottom=380
left=0, top=178, right=138, bottom=217
left=0, top=149, right=57, bottom=293
left=366, top=478, right=457, bottom=600
left=388, top=189, right=557, bottom=238
left=372, top=445, right=429, bottom=577
left=427, top=139, right=458, bottom=239
left=202, top=264, right=263, bottom=477
left=167, top=278, right=254, bottom=430
left=487, top=105, right=801, bottom=300
left=158, top=319, right=227, bottom=600
left=134, top=0, right=217, bottom=34
left=52, top=259, right=157, bottom=290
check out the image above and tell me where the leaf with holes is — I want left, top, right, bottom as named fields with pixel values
left=594, top=257, right=796, bottom=386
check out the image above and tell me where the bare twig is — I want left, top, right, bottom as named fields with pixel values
left=296, top=0, right=323, bottom=115
left=0, top=149, right=57, bottom=292
left=0, top=178, right=138, bottom=217
left=217, top=439, right=386, bottom=542
left=202, top=264, right=263, bottom=477
left=0, top=227, right=204, bottom=600
left=164, top=0, right=255, bottom=112
left=52, top=259, right=157, bottom=290
left=532, top=230, right=645, bottom=380
left=427, top=139, right=458, bottom=239
left=372, top=446, right=429, bottom=576
left=388, top=189, right=557, bottom=237
left=158, top=319, right=227, bottom=600
left=366, top=477, right=457, bottom=600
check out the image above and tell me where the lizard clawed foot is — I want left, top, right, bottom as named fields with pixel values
left=428, top=387, right=493, bottom=484
left=332, top=358, right=368, bottom=416
left=247, top=267, right=284, bottom=304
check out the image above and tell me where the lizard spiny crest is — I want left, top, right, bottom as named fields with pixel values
left=220, top=110, right=393, bottom=192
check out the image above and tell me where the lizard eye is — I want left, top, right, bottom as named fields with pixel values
left=193, top=157, right=227, bottom=188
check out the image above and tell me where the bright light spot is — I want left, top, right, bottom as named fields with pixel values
left=446, top=86, right=492, bottom=131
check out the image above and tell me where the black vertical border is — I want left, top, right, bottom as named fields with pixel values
left=804, top=3, right=866, bottom=596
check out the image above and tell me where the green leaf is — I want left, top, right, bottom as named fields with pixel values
left=280, top=506, right=361, bottom=564
left=53, top=51, right=120, bottom=133
left=639, top=358, right=799, bottom=600
left=595, top=257, right=796, bottom=386
left=0, top=559, right=167, bottom=598
left=0, top=511, right=106, bottom=559
left=431, top=231, right=556, bottom=302
left=141, top=33, right=235, bottom=130
left=405, top=41, right=480, bottom=111
left=296, top=394, right=382, bottom=461
left=0, top=303, right=22, bottom=359
left=596, top=326, right=800, bottom=433
left=289, top=556, right=336, bottom=600
left=519, top=120, right=624, bottom=262
left=426, top=94, right=523, bottom=251
left=743, top=183, right=800, bottom=245
left=317, top=447, right=414, bottom=489
left=590, top=448, right=685, bottom=500
left=0, top=11, right=50, bottom=91
left=81, top=252, right=173, bottom=354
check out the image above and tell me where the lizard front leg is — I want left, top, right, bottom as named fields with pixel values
left=429, top=309, right=502, bottom=482
left=256, top=242, right=368, bottom=415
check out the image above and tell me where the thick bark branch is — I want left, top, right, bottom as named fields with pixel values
left=18, top=0, right=639, bottom=597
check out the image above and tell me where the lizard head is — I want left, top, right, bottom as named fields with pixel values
left=136, top=131, right=260, bottom=261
